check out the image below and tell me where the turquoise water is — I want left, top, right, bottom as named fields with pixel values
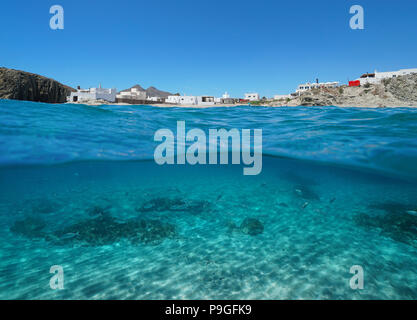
left=1, top=99, right=417, bottom=299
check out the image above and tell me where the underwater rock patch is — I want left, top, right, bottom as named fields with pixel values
left=86, top=205, right=111, bottom=218
left=53, top=215, right=176, bottom=246
left=54, top=215, right=128, bottom=246
left=355, top=202, right=417, bottom=248
left=368, top=202, right=413, bottom=215
left=185, top=200, right=212, bottom=216
left=131, top=219, right=176, bottom=245
left=240, top=218, right=264, bottom=236
left=10, top=217, right=47, bottom=238
left=10, top=214, right=176, bottom=246
left=137, top=197, right=187, bottom=212
left=137, top=197, right=211, bottom=216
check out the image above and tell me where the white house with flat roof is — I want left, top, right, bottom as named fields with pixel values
left=68, top=85, right=117, bottom=103
left=197, top=96, right=215, bottom=106
left=166, top=95, right=215, bottom=106
left=355, top=68, right=417, bottom=85
left=166, top=95, right=180, bottom=104
left=244, top=93, right=260, bottom=101
left=166, top=95, right=198, bottom=105
left=116, top=87, right=146, bottom=101
left=146, top=96, right=165, bottom=103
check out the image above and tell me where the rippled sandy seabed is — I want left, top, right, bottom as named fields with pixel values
left=1, top=156, right=417, bottom=300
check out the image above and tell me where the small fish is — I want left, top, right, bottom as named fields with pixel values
left=46, top=234, right=60, bottom=242
left=302, top=202, right=309, bottom=209
left=406, top=210, right=417, bottom=216
left=217, top=194, right=222, bottom=201
left=61, top=232, right=79, bottom=240
left=330, top=197, right=336, bottom=203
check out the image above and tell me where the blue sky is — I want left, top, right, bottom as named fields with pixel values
left=1, top=0, right=416, bottom=98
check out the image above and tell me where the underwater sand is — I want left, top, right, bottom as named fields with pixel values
left=1, top=157, right=417, bottom=299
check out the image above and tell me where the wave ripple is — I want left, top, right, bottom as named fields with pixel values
left=1, top=100, right=417, bottom=179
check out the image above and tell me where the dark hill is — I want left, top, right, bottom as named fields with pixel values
left=120, top=84, right=173, bottom=98
left=0, top=67, right=75, bottom=103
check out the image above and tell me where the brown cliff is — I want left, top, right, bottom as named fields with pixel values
left=0, top=67, right=75, bottom=103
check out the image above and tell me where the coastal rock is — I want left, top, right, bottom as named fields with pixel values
left=0, top=67, right=74, bottom=103
left=384, top=74, right=417, bottom=102
left=240, top=218, right=264, bottom=236
left=300, top=95, right=334, bottom=107
left=268, top=73, right=417, bottom=107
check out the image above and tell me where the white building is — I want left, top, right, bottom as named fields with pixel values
left=296, top=82, right=339, bottom=95
left=214, top=92, right=236, bottom=104
left=68, top=85, right=117, bottom=103
left=166, top=95, right=215, bottom=106
left=179, top=96, right=198, bottom=105
left=116, top=87, right=146, bottom=101
left=166, top=95, right=181, bottom=104
left=166, top=95, right=198, bottom=105
left=355, top=68, right=417, bottom=85
left=244, top=93, right=260, bottom=101
left=274, top=94, right=292, bottom=100
left=146, top=96, right=165, bottom=103
left=197, top=96, right=215, bottom=106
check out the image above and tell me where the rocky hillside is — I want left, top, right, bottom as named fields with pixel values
left=120, top=84, right=173, bottom=98
left=0, top=67, right=74, bottom=103
left=270, top=73, right=417, bottom=107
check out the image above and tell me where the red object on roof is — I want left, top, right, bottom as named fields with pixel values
left=349, top=80, right=361, bottom=87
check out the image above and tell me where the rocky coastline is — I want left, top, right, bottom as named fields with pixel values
left=267, top=73, right=417, bottom=108
left=0, top=67, right=74, bottom=104
left=1, top=67, right=416, bottom=107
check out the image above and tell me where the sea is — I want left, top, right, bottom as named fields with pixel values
left=0, top=99, right=417, bottom=299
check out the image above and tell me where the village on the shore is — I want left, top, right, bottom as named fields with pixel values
left=67, top=67, right=417, bottom=106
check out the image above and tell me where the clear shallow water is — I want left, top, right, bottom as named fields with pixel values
left=0, top=99, right=417, bottom=299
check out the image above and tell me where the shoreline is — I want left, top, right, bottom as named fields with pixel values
left=64, top=101, right=417, bottom=108
left=1, top=99, right=416, bottom=108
